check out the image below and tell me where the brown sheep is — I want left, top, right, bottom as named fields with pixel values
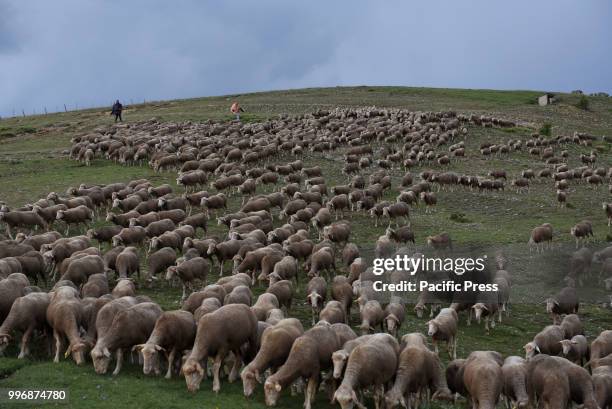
left=331, top=275, right=353, bottom=323
left=133, top=310, right=196, bottom=378
left=182, top=304, right=258, bottom=393
left=359, top=299, right=385, bottom=334
left=427, top=307, right=458, bottom=359
left=523, top=325, right=564, bottom=358
left=306, top=276, right=327, bottom=325
left=501, top=356, right=529, bottom=409
left=46, top=287, right=87, bottom=365
left=112, top=279, right=136, bottom=298
left=240, top=318, right=304, bottom=397
left=590, top=330, right=612, bottom=369
left=90, top=302, right=162, bottom=375
left=560, top=334, right=589, bottom=365
left=116, top=247, right=140, bottom=279
left=427, top=232, right=452, bottom=251
left=147, top=247, right=176, bottom=280
left=81, top=273, right=109, bottom=298
left=529, top=223, right=553, bottom=252
left=263, top=323, right=355, bottom=409
left=319, top=300, right=346, bottom=325
left=166, top=257, right=210, bottom=300
left=461, top=351, right=504, bottom=409
left=266, top=280, right=293, bottom=311
left=251, top=293, right=280, bottom=321
left=0, top=292, right=50, bottom=358
left=545, top=287, right=579, bottom=324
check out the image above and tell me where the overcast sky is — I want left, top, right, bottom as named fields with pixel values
left=1, top=0, right=611, bottom=116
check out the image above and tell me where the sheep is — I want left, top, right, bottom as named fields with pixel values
left=207, top=240, right=244, bottom=276
left=327, top=194, right=350, bottom=220
left=471, top=301, right=500, bottom=332
left=91, top=302, right=162, bottom=375
left=147, top=247, right=177, bottom=280
left=266, top=280, right=293, bottom=311
left=156, top=209, right=187, bottom=224
left=145, top=219, right=176, bottom=238
left=384, top=297, right=405, bottom=337
left=182, top=304, right=258, bottom=393
left=32, top=204, right=68, bottom=226
left=385, top=333, right=452, bottom=408
left=223, top=285, right=253, bottom=306
left=133, top=310, right=196, bottom=378
left=419, top=192, right=437, bottom=213
left=270, top=256, right=299, bottom=287
left=283, top=240, right=313, bottom=266
left=0, top=211, right=48, bottom=238
left=194, top=297, right=222, bottom=321
left=279, top=199, right=307, bottom=220
left=56, top=205, right=94, bottom=234
left=501, top=356, right=529, bottom=409
left=306, top=276, right=327, bottom=325
left=319, top=300, right=346, bottom=325
left=46, top=287, right=87, bottom=365
left=347, top=258, right=366, bottom=283
left=116, top=247, right=140, bottom=279
left=112, top=226, right=147, bottom=247
left=87, top=225, right=123, bottom=246
left=604, top=203, right=612, bottom=227
left=590, top=330, right=612, bottom=369
left=0, top=292, right=50, bottom=358
left=385, top=226, right=415, bottom=245
left=559, top=334, right=589, bottom=365
left=333, top=333, right=400, bottom=409
left=158, top=196, right=188, bottom=212
left=323, top=221, right=351, bottom=246
left=341, top=243, right=360, bottom=267
left=545, top=286, right=579, bottom=324
left=180, top=212, right=207, bottom=234
left=0, top=257, right=22, bottom=278
left=166, top=257, right=210, bottom=300
left=14, top=231, right=61, bottom=251
left=14, top=251, right=48, bottom=285
left=560, top=313, right=584, bottom=339
left=529, top=223, right=553, bottom=252
left=427, top=307, right=458, bottom=359
left=112, top=279, right=136, bottom=298
left=263, top=323, right=355, bottom=409
left=571, top=220, right=594, bottom=248
left=461, top=351, right=504, bottom=409
left=427, top=232, right=452, bottom=251
left=81, top=273, right=109, bottom=298
left=182, top=285, right=228, bottom=313
left=177, top=170, right=207, bottom=192
left=375, top=235, right=396, bottom=259
left=59, top=254, right=105, bottom=287
left=106, top=210, right=140, bottom=227
left=307, top=247, right=335, bottom=278
left=251, top=293, right=280, bottom=321
left=240, top=318, right=305, bottom=397
left=525, top=355, right=571, bottom=409
left=200, top=193, right=227, bottom=218
left=523, top=325, right=564, bottom=358
left=358, top=299, right=385, bottom=334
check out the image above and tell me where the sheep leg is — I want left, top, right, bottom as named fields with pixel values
left=228, top=349, right=242, bottom=383
left=165, top=349, right=176, bottom=379
left=113, top=348, right=123, bottom=376
left=18, top=326, right=34, bottom=359
left=212, top=350, right=228, bottom=393
left=304, top=375, right=319, bottom=409
left=53, top=330, right=63, bottom=363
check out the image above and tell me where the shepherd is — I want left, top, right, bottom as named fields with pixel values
left=111, top=100, right=123, bottom=122
left=230, top=101, right=244, bottom=121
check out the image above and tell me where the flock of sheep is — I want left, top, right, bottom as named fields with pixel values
left=0, top=107, right=611, bottom=409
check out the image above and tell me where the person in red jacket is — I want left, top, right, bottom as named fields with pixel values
left=230, top=101, right=244, bottom=121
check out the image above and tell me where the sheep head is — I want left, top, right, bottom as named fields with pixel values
left=426, top=320, right=438, bottom=336
left=333, top=385, right=366, bottom=409
left=134, top=343, right=163, bottom=375
left=91, top=346, right=112, bottom=374
left=240, top=366, right=259, bottom=398
left=331, top=349, right=350, bottom=379
left=523, top=342, right=540, bottom=359
left=471, top=303, right=488, bottom=322
left=182, top=359, right=205, bottom=392
left=263, top=379, right=283, bottom=406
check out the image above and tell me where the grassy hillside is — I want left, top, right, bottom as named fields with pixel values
left=0, top=86, right=610, bottom=409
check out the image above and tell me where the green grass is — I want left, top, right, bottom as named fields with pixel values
left=0, top=86, right=611, bottom=408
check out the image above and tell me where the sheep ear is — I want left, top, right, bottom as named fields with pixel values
left=482, top=305, right=489, bottom=311
left=570, top=340, right=578, bottom=345
left=274, top=382, right=282, bottom=392
left=535, top=345, right=541, bottom=353
left=554, top=300, right=560, bottom=306
left=64, top=348, right=72, bottom=359
left=195, top=362, right=204, bottom=376
left=132, top=344, right=144, bottom=352
left=103, top=347, right=111, bottom=358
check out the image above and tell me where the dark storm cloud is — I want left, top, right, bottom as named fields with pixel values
left=0, top=0, right=610, bottom=116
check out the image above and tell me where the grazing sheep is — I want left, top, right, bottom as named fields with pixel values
left=263, top=323, right=355, bottom=409
left=266, top=280, right=293, bottom=311
left=182, top=304, right=258, bottom=393
left=545, top=287, right=579, bottom=324
left=590, top=330, right=612, bottom=369
left=560, top=313, right=584, bottom=339
left=523, top=325, right=564, bottom=358
left=385, top=226, right=415, bottom=245
left=427, top=307, right=458, bottom=359
left=59, top=254, right=105, bottom=287
left=529, top=223, right=553, bottom=252
left=461, top=351, right=504, bottom=409
left=133, top=310, right=196, bottom=378
left=359, top=299, right=385, bottom=334
left=116, top=247, right=140, bottom=279
left=147, top=247, right=176, bottom=280
left=319, top=300, right=346, bottom=325
left=182, top=285, right=227, bottom=313
left=331, top=275, right=353, bottom=323
left=427, top=232, right=452, bottom=251
left=194, top=298, right=222, bottom=321
left=307, top=247, right=335, bottom=279
left=525, top=355, right=571, bottom=409
left=56, top=205, right=94, bottom=234
left=251, top=293, right=280, bottom=321
left=223, top=285, right=253, bottom=306
left=384, top=298, right=405, bottom=337
left=112, top=279, right=136, bottom=298
left=91, top=302, right=162, bottom=375
left=87, top=225, right=123, bottom=246
left=81, top=273, right=109, bottom=298
left=334, top=334, right=400, bottom=409
left=166, top=257, right=210, bottom=300
left=112, top=226, right=147, bottom=247
left=571, top=220, right=594, bottom=248
left=240, top=318, right=304, bottom=397
left=604, top=203, right=612, bottom=227
left=0, top=292, right=50, bottom=358
left=323, top=222, right=351, bottom=246
left=385, top=333, right=452, bottom=408
left=0, top=211, right=48, bottom=238
left=46, top=287, right=87, bottom=365
left=501, top=356, right=529, bottom=409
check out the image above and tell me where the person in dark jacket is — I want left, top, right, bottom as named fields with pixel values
left=111, top=100, right=123, bottom=122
